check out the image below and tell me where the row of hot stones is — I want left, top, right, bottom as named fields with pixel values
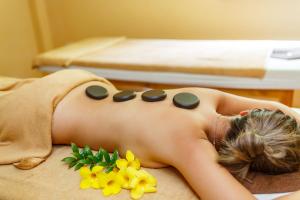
left=85, top=85, right=200, bottom=109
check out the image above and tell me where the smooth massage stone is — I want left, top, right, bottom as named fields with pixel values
left=85, top=85, right=108, bottom=100
left=141, top=89, right=167, bottom=102
left=113, top=90, right=136, bottom=102
left=173, top=92, right=200, bottom=109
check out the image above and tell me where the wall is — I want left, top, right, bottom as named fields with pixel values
left=45, top=0, right=300, bottom=48
left=1, top=0, right=300, bottom=79
left=0, top=0, right=298, bottom=105
left=0, top=0, right=42, bottom=78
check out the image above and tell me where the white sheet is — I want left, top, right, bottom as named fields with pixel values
left=38, top=41, right=300, bottom=90
left=255, top=192, right=291, bottom=200
left=39, top=59, right=300, bottom=90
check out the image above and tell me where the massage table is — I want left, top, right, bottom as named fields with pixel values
left=34, top=38, right=300, bottom=107
left=1, top=69, right=299, bottom=200
left=0, top=104, right=299, bottom=200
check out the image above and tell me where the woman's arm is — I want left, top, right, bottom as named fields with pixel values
left=216, top=90, right=300, bottom=123
left=173, top=137, right=255, bottom=200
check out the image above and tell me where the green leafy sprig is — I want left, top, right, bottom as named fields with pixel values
left=62, top=143, right=119, bottom=173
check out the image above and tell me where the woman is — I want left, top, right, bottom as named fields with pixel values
left=51, top=77, right=300, bottom=199
left=1, top=70, right=299, bottom=199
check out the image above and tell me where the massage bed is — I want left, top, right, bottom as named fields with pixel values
left=34, top=37, right=300, bottom=107
left=0, top=69, right=299, bottom=200
left=0, top=145, right=296, bottom=200
left=0, top=145, right=297, bottom=200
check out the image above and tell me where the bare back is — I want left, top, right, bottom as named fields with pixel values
left=52, top=81, right=219, bottom=167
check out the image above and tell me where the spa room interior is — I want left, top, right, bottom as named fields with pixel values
left=0, top=0, right=300, bottom=200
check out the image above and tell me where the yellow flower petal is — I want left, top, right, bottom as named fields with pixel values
left=126, top=150, right=135, bottom=162
left=91, top=179, right=101, bottom=189
left=116, top=173, right=125, bottom=186
left=113, top=167, right=119, bottom=173
left=92, top=165, right=103, bottom=174
left=111, top=184, right=122, bottom=195
left=80, top=179, right=91, bottom=189
left=131, top=187, right=144, bottom=200
left=107, top=171, right=118, bottom=180
left=100, top=171, right=123, bottom=196
left=127, top=167, right=138, bottom=176
left=102, top=187, right=112, bottom=196
left=122, top=182, right=130, bottom=189
left=148, top=175, right=157, bottom=186
left=130, top=170, right=157, bottom=194
left=144, top=185, right=157, bottom=193
left=138, top=170, right=147, bottom=175
left=128, top=159, right=141, bottom=170
left=79, top=167, right=91, bottom=179
left=118, top=168, right=136, bottom=189
left=98, top=175, right=107, bottom=188
left=116, top=159, right=128, bottom=169
left=129, top=175, right=139, bottom=188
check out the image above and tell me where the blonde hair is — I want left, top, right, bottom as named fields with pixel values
left=218, top=109, right=300, bottom=179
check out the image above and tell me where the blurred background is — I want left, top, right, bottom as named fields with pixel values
left=1, top=0, right=300, bottom=77
left=0, top=0, right=299, bottom=106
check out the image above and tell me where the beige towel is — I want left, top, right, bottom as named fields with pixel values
left=0, top=69, right=113, bottom=169
left=0, top=146, right=299, bottom=200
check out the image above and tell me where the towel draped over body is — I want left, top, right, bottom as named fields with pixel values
left=0, top=69, right=113, bottom=169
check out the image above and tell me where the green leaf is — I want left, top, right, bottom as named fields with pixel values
left=69, top=160, right=77, bottom=169
left=63, top=145, right=120, bottom=172
left=110, top=150, right=119, bottom=164
left=87, top=155, right=95, bottom=163
left=97, top=161, right=108, bottom=167
left=95, top=149, right=103, bottom=162
left=103, top=149, right=111, bottom=163
left=79, top=149, right=85, bottom=159
left=105, top=165, right=114, bottom=173
left=61, top=157, right=76, bottom=164
left=86, top=158, right=93, bottom=165
left=72, top=152, right=82, bottom=159
left=90, top=164, right=95, bottom=170
left=71, top=143, right=79, bottom=153
left=74, top=163, right=84, bottom=171
left=78, top=159, right=89, bottom=165
left=83, top=145, right=93, bottom=157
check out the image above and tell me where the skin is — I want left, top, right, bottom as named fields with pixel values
left=52, top=81, right=300, bottom=200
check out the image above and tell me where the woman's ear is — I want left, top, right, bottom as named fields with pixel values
left=239, top=110, right=249, bottom=116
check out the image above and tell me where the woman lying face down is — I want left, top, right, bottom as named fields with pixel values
left=52, top=81, right=300, bottom=200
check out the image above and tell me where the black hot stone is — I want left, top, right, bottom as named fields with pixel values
left=173, top=92, right=200, bottom=109
left=141, top=89, right=167, bottom=102
left=113, top=90, right=136, bottom=102
left=85, top=85, right=108, bottom=100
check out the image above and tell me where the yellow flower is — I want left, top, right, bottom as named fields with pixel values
left=130, top=170, right=157, bottom=200
left=79, top=166, right=104, bottom=189
left=99, top=171, right=123, bottom=196
left=118, top=167, right=137, bottom=189
left=113, top=167, right=119, bottom=173
left=116, top=150, right=140, bottom=170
